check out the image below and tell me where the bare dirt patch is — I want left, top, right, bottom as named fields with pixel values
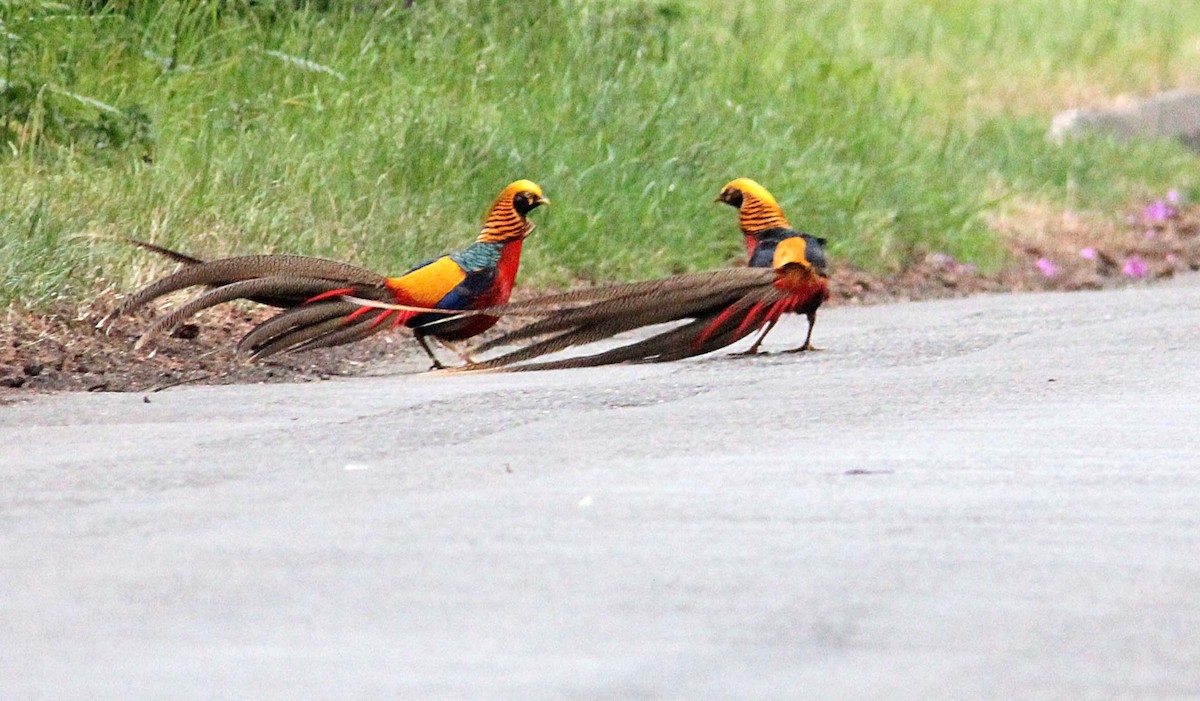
left=3, top=202, right=1198, bottom=397
left=1, top=298, right=431, bottom=396
left=837, top=198, right=1200, bottom=303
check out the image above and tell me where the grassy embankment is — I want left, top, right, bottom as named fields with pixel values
left=2, top=0, right=1199, bottom=308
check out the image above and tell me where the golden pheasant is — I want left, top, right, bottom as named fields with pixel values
left=715, top=177, right=828, bottom=354
left=104, top=180, right=548, bottom=367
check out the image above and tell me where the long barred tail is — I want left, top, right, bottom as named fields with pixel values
left=133, top=276, right=355, bottom=349
left=237, top=301, right=425, bottom=359
left=106, top=254, right=387, bottom=324
left=454, top=295, right=780, bottom=373
left=103, top=252, right=398, bottom=351
left=450, top=270, right=786, bottom=373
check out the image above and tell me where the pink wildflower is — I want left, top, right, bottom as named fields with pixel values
left=1036, top=258, right=1059, bottom=277
left=1122, top=256, right=1148, bottom=278
left=1144, top=199, right=1177, bottom=224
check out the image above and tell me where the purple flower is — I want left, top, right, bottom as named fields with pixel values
left=1144, top=199, right=1178, bottom=224
left=1036, top=258, right=1059, bottom=277
left=1079, top=247, right=1097, bottom=260
left=1167, top=189, right=1181, bottom=205
left=1122, top=256, right=1148, bottom=278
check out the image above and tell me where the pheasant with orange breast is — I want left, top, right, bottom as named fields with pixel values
left=104, top=180, right=548, bottom=368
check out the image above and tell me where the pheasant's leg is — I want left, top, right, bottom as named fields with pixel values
left=784, top=311, right=823, bottom=353
left=732, top=317, right=779, bottom=356
left=434, top=337, right=477, bottom=365
left=415, top=333, right=446, bottom=370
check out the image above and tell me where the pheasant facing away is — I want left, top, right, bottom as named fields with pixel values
left=382, top=178, right=828, bottom=372
left=714, top=177, right=829, bottom=354
left=104, top=180, right=548, bottom=367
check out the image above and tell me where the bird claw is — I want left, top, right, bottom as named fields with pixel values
left=731, top=348, right=768, bottom=357
left=784, top=343, right=822, bottom=353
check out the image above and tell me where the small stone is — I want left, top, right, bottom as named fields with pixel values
left=0, top=376, right=26, bottom=388
left=23, top=362, right=43, bottom=377
left=1049, top=88, right=1200, bottom=152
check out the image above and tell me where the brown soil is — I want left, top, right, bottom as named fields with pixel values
left=0, top=299, right=433, bottom=397
left=3, top=202, right=1199, bottom=396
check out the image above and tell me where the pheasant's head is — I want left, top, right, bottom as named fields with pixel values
left=479, top=180, right=549, bottom=242
left=508, top=180, right=550, bottom=215
left=715, top=178, right=790, bottom=235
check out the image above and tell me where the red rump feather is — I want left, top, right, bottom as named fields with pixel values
left=694, top=303, right=744, bottom=348
left=344, top=305, right=376, bottom=324
left=732, top=299, right=771, bottom=339
left=305, top=287, right=356, bottom=304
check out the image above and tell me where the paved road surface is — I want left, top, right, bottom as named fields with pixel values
left=3, top=281, right=1199, bottom=700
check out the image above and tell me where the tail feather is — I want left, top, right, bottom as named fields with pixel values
left=238, top=300, right=360, bottom=355
left=286, top=310, right=393, bottom=354
left=454, top=320, right=646, bottom=371
left=243, top=299, right=407, bottom=359
left=464, top=314, right=730, bottom=372
left=459, top=272, right=792, bottom=372
left=471, top=269, right=773, bottom=354
left=459, top=288, right=774, bottom=372
left=125, top=240, right=340, bottom=308
left=482, top=268, right=773, bottom=316
left=249, top=315, right=353, bottom=360
left=109, top=255, right=387, bottom=322
left=136, top=276, right=358, bottom=347
left=127, top=238, right=206, bottom=265
left=472, top=288, right=730, bottom=352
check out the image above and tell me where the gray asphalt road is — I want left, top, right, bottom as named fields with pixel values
left=3, top=280, right=1199, bottom=700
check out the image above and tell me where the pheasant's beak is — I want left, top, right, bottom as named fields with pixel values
left=537, top=196, right=550, bottom=207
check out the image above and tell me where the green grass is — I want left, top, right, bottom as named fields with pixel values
left=2, top=0, right=1199, bottom=307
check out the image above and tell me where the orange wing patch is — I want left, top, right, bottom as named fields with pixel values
left=385, top=256, right=467, bottom=306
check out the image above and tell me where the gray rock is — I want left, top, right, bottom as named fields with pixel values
left=1049, top=88, right=1200, bottom=151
